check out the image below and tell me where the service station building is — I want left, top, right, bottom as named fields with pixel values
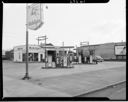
left=13, top=44, right=74, bottom=63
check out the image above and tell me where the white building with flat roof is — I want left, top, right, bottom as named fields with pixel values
left=14, top=45, right=45, bottom=62
left=13, top=44, right=74, bottom=62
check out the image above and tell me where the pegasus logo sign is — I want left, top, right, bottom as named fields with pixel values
left=27, top=4, right=43, bottom=30
left=31, top=8, right=39, bottom=16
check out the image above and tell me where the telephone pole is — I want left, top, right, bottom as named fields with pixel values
left=37, top=35, right=48, bottom=68
left=44, top=35, right=47, bottom=68
left=36, top=36, right=47, bottom=45
left=62, top=42, right=64, bottom=67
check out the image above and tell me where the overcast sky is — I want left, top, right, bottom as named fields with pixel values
left=2, top=0, right=126, bottom=50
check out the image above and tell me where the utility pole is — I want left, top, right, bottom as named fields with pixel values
left=37, top=36, right=39, bottom=45
left=76, top=45, right=78, bottom=57
left=45, top=35, right=47, bottom=68
left=38, top=35, right=48, bottom=68
left=36, top=36, right=46, bottom=45
left=62, top=42, right=64, bottom=67
left=62, top=42, right=64, bottom=53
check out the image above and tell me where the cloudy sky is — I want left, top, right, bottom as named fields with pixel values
left=3, top=0, right=126, bottom=50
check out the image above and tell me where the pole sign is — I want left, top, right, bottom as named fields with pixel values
left=115, top=45, right=126, bottom=55
left=27, top=4, right=43, bottom=30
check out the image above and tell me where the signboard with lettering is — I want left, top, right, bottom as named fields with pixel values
left=115, top=45, right=126, bottom=55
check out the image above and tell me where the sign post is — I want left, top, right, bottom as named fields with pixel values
left=22, top=3, right=44, bottom=80
left=22, top=4, right=30, bottom=80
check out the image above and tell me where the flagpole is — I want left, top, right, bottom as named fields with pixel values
left=22, top=3, right=30, bottom=80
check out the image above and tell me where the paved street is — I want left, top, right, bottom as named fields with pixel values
left=27, top=66, right=126, bottom=97
left=79, top=82, right=126, bottom=99
left=3, top=61, right=126, bottom=98
left=3, top=61, right=126, bottom=79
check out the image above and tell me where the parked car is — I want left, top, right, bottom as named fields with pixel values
left=93, top=55, right=104, bottom=62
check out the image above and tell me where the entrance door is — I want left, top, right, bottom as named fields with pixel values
left=29, top=53, right=33, bottom=62
left=40, top=54, right=43, bottom=62
left=34, top=53, right=38, bottom=61
left=47, top=51, right=56, bottom=62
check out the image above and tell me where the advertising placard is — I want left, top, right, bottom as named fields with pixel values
left=115, top=45, right=126, bottom=55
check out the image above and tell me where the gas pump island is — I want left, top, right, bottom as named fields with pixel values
left=41, top=46, right=74, bottom=68
left=77, top=47, right=97, bottom=64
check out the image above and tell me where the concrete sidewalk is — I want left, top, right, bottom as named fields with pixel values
left=28, top=66, right=126, bottom=97
left=3, top=61, right=126, bottom=97
left=3, top=61, right=126, bottom=80
left=3, top=76, right=71, bottom=97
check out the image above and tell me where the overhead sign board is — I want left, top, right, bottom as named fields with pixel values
left=27, top=4, right=43, bottom=30
left=115, top=45, right=126, bottom=55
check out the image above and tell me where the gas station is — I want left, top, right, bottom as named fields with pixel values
left=74, top=41, right=97, bottom=65
left=40, top=45, right=74, bottom=68
left=2, top=3, right=126, bottom=98
left=13, top=44, right=75, bottom=68
left=21, top=3, right=99, bottom=80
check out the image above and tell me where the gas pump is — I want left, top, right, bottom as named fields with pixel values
left=78, top=55, right=82, bottom=64
left=89, top=49, right=95, bottom=64
left=56, top=53, right=60, bottom=67
left=47, top=55, right=52, bottom=67
left=90, top=55, right=93, bottom=63
left=84, top=56, right=87, bottom=63
left=63, top=56, right=68, bottom=67
left=60, top=56, right=63, bottom=67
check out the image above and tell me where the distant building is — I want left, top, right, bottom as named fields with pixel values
left=2, top=50, right=5, bottom=56
left=77, top=42, right=126, bottom=60
left=2, top=50, right=6, bottom=59
left=2, top=50, right=14, bottom=60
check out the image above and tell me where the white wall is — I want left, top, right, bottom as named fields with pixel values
left=14, top=45, right=45, bottom=62
left=14, top=50, right=22, bottom=62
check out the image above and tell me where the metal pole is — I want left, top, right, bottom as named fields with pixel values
left=22, top=3, right=30, bottom=80
left=63, top=42, right=64, bottom=54
left=88, top=42, right=90, bottom=54
left=26, top=29, right=29, bottom=76
left=88, top=42, right=91, bottom=63
left=45, top=35, right=46, bottom=68
left=76, top=45, right=78, bottom=57
left=63, top=42, right=64, bottom=67
left=37, top=37, right=39, bottom=45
